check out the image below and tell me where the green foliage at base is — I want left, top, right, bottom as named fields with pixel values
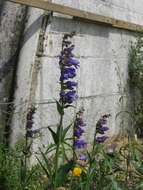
left=0, top=144, right=45, bottom=190
left=1, top=139, right=143, bottom=190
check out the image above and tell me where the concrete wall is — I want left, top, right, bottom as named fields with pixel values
left=0, top=1, right=27, bottom=142
left=3, top=0, right=142, bottom=145
left=53, top=0, right=143, bottom=25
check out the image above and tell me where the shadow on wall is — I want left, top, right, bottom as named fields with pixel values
left=0, top=49, right=19, bottom=83
left=22, top=15, right=43, bottom=46
left=0, top=0, right=5, bottom=22
left=0, top=13, right=44, bottom=81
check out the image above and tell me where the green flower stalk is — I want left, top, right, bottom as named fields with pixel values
left=54, top=32, right=80, bottom=188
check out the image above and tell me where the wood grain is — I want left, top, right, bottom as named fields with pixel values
left=8, top=0, right=143, bottom=33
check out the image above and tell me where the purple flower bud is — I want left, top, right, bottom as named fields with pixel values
left=75, top=118, right=86, bottom=127
left=60, top=90, right=78, bottom=104
left=64, top=67, right=76, bottom=75
left=67, top=58, right=79, bottom=68
left=74, top=139, right=87, bottom=149
left=101, top=126, right=109, bottom=131
left=26, top=120, right=34, bottom=129
left=74, top=127, right=85, bottom=138
left=65, top=81, right=77, bottom=90
left=26, top=107, right=36, bottom=121
left=95, top=114, right=110, bottom=138
left=63, top=46, right=75, bottom=55
left=60, top=67, right=76, bottom=81
left=26, top=107, right=36, bottom=130
left=98, top=127, right=109, bottom=134
left=79, top=154, right=87, bottom=161
left=95, top=136, right=108, bottom=143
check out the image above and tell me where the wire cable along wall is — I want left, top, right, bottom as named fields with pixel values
left=8, top=0, right=143, bottom=33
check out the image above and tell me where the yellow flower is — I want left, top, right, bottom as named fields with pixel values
left=73, top=167, right=82, bottom=177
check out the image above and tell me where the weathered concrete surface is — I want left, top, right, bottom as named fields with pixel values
left=9, top=0, right=142, bottom=146
left=53, top=0, right=143, bottom=25
left=0, top=1, right=27, bottom=142
left=10, top=7, right=44, bottom=144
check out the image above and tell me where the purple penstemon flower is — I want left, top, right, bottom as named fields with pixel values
left=59, top=33, right=79, bottom=106
left=98, top=126, right=109, bottom=134
left=74, top=139, right=87, bottom=149
left=95, top=114, right=110, bottom=144
left=60, top=67, right=76, bottom=81
left=60, top=90, right=78, bottom=104
left=25, top=107, right=37, bottom=138
left=64, top=81, right=77, bottom=90
left=75, top=118, right=86, bottom=127
left=59, top=33, right=87, bottom=161
left=74, top=127, right=85, bottom=138
left=73, top=109, right=87, bottom=162
left=95, top=136, right=108, bottom=143
left=26, top=107, right=36, bottom=129
left=67, top=58, right=80, bottom=68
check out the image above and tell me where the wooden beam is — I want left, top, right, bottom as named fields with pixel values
left=8, top=0, right=143, bottom=33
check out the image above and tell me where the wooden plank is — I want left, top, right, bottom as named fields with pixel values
left=8, top=0, right=143, bottom=33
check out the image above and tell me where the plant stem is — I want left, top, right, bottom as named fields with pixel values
left=54, top=114, right=63, bottom=189
left=73, top=117, right=76, bottom=162
left=54, top=72, right=64, bottom=188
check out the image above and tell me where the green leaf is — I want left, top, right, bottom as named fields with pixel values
left=60, top=143, right=69, bottom=161
left=25, top=167, right=37, bottom=186
left=36, top=156, right=50, bottom=178
left=87, top=151, right=92, bottom=164
left=63, top=141, right=73, bottom=149
left=20, top=159, right=27, bottom=185
left=56, top=100, right=64, bottom=115
left=107, top=176, right=122, bottom=190
left=62, top=123, right=73, bottom=141
left=55, top=160, right=74, bottom=187
left=45, top=143, right=56, bottom=154
left=39, top=149, right=52, bottom=175
left=48, top=126, right=59, bottom=144
left=136, top=182, right=143, bottom=189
